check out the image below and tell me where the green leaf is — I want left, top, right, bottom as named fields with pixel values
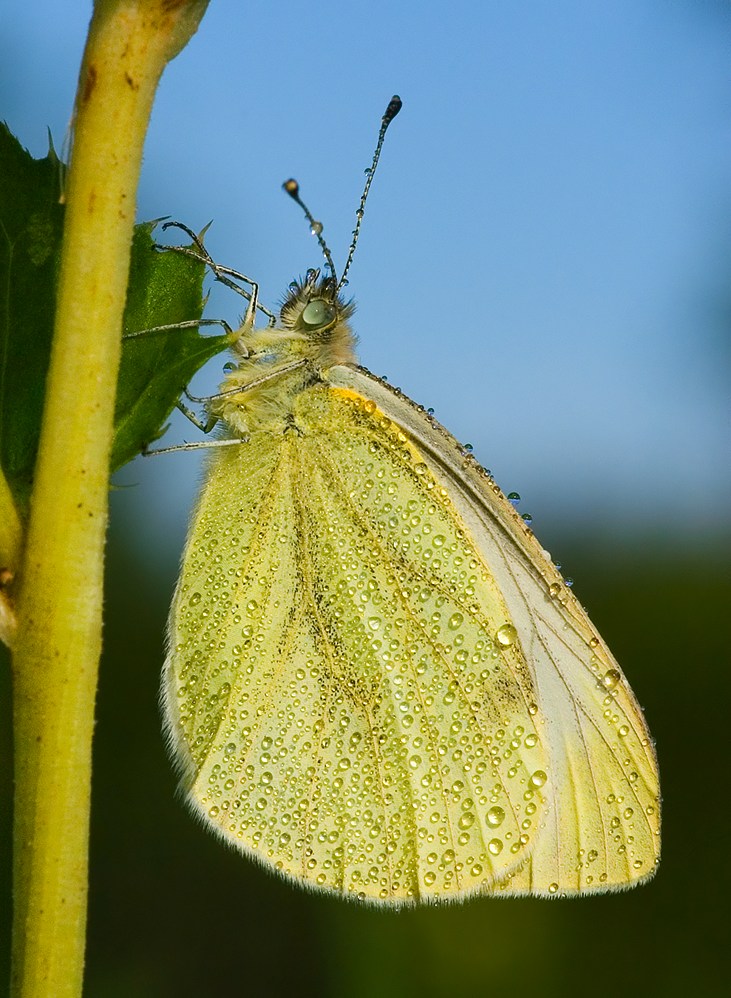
left=0, top=122, right=65, bottom=516
left=0, top=123, right=233, bottom=518
left=112, top=224, right=231, bottom=471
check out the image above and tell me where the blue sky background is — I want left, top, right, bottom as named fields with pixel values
left=3, top=0, right=729, bottom=564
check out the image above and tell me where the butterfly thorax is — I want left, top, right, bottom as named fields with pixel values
left=211, top=272, right=357, bottom=437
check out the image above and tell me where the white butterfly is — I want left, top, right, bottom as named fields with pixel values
left=160, top=97, right=660, bottom=903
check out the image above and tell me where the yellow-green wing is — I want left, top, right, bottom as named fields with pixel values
left=164, top=385, right=552, bottom=903
left=324, top=365, right=661, bottom=895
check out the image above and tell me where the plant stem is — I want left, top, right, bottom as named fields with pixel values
left=10, top=2, right=209, bottom=995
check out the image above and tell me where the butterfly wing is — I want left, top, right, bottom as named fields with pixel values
left=164, top=378, right=560, bottom=902
left=323, top=364, right=661, bottom=894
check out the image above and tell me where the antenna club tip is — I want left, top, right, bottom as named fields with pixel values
left=283, top=178, right=300, bottom=198
left=384, top=95, right=403, bottom=123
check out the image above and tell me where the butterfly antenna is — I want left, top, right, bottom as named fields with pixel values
left=282, top=178, right=338, bottom=283
left=283, top=95, right=403, bottom=293
left=337, top=94, right=402, bottom=292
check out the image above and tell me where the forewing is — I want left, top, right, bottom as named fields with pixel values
left=324, top=365, right=661, bottom=895
left=165, top=399, right=550, bottom=902
left=291, top=389, right=550, bottom=901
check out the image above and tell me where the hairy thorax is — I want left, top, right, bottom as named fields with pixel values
left=211, top=278, right=357, bottom=438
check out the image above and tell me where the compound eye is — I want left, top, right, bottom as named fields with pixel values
left=301, top=299, right=335, bottom=329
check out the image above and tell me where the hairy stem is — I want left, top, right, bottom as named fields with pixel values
left=10, top=2, right=209, bottom=995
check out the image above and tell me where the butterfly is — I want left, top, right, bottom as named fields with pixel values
left=160, top=96, right=660, bottom=903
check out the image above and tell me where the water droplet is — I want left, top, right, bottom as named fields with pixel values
left=448, top=612, right=464, bottom=630
left=310, top=221, right=323, bottom=236
left=603, top=669, right=621, bottom=689
left=529, top=770, right=548, bottom=789
left=189, top=592, right=202, bottom=606
left=548, top=582, right=562, bottom=598
left=508, top=492, right=521, bottom=506
left=495, top=623, right=518, bottom=647
left=488, top=838, right=503, bottom=855
left=486, top=806, right=505, bottom=828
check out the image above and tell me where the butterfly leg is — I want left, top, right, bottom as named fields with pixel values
left=174, top=397, right=220, bottom=435
left=122, top=317, right=235, bottom=341
left=156, top=221, right=278, bottom=328
left=142, top=436, right=247, bottom=456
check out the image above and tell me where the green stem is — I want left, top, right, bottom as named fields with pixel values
left=10, top=2, right=209, bottom=995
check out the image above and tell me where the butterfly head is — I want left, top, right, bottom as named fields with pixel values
left=280, top=267, right=355, bottom=339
